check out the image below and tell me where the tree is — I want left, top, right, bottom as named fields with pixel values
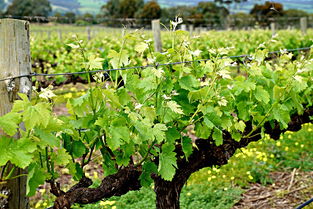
left=101, top=0, right=144, bottom=19
left=137, top=0, right=161, bottom=20
left=119, top=0, right=144, bottom=18
left=64, top=12, right=76, bottom=24
left=76, top=13, right=96, bottom=25
left=101, top=0, right=121, bottom=18
left=6, top=0, right=51, bottom=17
left=187, top=2, right=229, bottom=28
left=250, top=1, right=283, bottom=26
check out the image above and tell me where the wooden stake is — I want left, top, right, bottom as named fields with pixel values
left=189, top=25, right=194, bottom=36
left=271, top=22, right=276, bottom=36
left=87, top=26, right=91, bottom=40
left=152, top=19, right=162, bottom=52
left=300, top=17, right=307, bottom=35
left=0, top=18, right=32, bottom=209
left=58, top=30, right=62, bottom=41
left=181, top=24, right=187, bottom=31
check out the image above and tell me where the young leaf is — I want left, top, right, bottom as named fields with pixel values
left=255, top=86, right=270, bottom=104
left=152, top=124, right=168, bottom=143
left=166, top=101, right=184, bottom=115
left=158, top=142, right=177, bottom=181
left=0, top=112, right=21, bottom=136
left=140, top=161, right=158, bottom=187
left=212, top=128, right=223, bottom=146
left=27, top=164, right=47, bottom=196
left=182, top=137, right=193, bottom=159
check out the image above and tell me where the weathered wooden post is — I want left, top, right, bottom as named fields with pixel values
left=195, top=27, right=201, bottom=34
left=0, top=19, right=32, bottom=209
left=87, top=26, right=91, bottom=40
left=152, top=19, right=162, bottom=52
left=181, top=24, right=187, bottom=31
left=270, top=22, right=276, bottom=36
left=300, top=17, right=307, bottom=35
left=58, top=30, right=62, bottom=41
left=189, top=25, right=194, bottom=36
left=47, top=31, right=51, bottom=39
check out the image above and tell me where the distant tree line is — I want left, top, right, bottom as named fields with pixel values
left=1, top=0, right=312, bottom=28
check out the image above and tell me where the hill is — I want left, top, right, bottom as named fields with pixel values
left=1, top=0, right=313, bottom=14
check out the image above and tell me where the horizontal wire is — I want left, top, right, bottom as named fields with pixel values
left=0, top=46, right=311, bottom=82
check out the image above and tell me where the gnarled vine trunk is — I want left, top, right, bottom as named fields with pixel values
left=154, top=175, right=190, bottom=209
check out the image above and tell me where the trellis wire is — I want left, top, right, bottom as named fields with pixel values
left=295, top=197, right=313, bottom=209
left=0, top=46, right=311, bottom=83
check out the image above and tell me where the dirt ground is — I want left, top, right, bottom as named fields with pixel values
left=233, top=170, right=313, bottom=209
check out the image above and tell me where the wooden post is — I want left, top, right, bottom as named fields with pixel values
left=58, top=30, right=62, bottom=41
left=47, top=31, right=51, bottom=39
left=0, top=19, right=32, bottom=209
left=300, top=17, right=307, bottom=35
left=195, top=27, right=201, bottom=34
left=152, top=19, right=162, bottom=52
left=87, top=26, right=91, bottom=40
left=189, top=25, right=194, bottom=36
left=270, top=22, right=276, bottom=36
left=181, top=24, right=187, bottom=31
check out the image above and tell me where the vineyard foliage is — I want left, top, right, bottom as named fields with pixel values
left=0, top=25, right=313, bottom=198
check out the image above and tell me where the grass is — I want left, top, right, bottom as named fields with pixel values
left=31, top=122, right=313, bottom=209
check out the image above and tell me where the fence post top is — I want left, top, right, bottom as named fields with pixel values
left=0, top=18, right=30, bottom=30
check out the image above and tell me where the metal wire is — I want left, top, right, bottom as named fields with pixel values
left=295, top=197, right=313, bottom=209
left=0, top=46, right=311, bottom=82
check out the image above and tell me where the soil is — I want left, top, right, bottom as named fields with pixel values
left=233, top=170, right=313, bottom=209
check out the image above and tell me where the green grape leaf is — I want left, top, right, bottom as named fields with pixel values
left=108, top=126, right=130, bottom=150
left=0, top=112, right=21, bottom=136
left=103, top=89, right=122, bottom=108
left=182, top=136, right=193, bottom=159
left=0, top=137, right=36, bottom=168
left=101, top=148, right=117, bottom=177
left=108, top=50, right=130, bottom=68
left=135, top=42, right=149, bottom=53
left=140, top=161, right=157, bottom=187
left=72, top=141, right=87, bottom=158
left=12, top=94, right=31, bottom=112
left=68, top=162, right=84, bottom=181
left=23, top=103, right=51, bottom=130
left=53, top=149, right=72, bottom=166
left=166, top=127, right=181, bottom=143
left=27, top=163, right=47, bottom=196
left=195, top=122, right=212, bottom=139
left=273, top=104, right=291, bottom=129
left=86, top=55, right=104, bottom=70
left=203, top=116, right=215, bottom=129
left=166, top=101, right=184, bottom=114
left=115, top=143, right=134, bottom=166
left=35, top=129, right=59, bottom=147
left=152, top=124, right=168, bottom=143
left=158, top=142, right=177, bottom=181
left=255, top=86, right=270, bottom=104
left=234, top=120, right=246, bottom=132
left=212, top=128, right=223, bottom=146
left=273, top=85, right=284, bottom=101
left=179, top=75, right=200, bottom=91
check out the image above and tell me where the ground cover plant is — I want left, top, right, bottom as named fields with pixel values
left=0, top=22, right=313, bottom=208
